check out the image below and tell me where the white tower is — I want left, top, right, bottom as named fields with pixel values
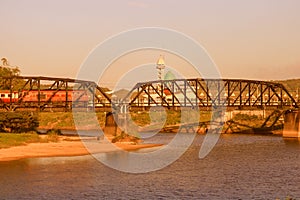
left=156, top=55, right=165, bottom=80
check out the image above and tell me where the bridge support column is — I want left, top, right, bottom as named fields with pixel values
left=103, top=112, right=119, bottom=136
left=103, top=112, right=125, bottom=137
left=283, top=110, right=300, bottom=138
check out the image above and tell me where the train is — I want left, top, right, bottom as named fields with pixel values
left=0, top=90, right=89, bottom=103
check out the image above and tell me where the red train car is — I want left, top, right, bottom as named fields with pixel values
left=0, top=90, right=89, bottom=103
left=0, top=91, right=19, bottom=103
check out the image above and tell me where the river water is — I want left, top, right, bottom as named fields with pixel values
left=0, top=133, right=299, bottom=200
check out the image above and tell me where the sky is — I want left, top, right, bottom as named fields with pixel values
left=1, top=0, right=300, bottom=89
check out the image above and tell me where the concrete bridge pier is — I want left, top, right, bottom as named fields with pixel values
left=103, top=112, right=130, bottom=137
left=103, top=112, right=120, bottom=136
left=283, top=110, right=300, bottom=138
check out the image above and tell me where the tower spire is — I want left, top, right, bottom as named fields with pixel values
left=156, top=55, right=165, bottom=80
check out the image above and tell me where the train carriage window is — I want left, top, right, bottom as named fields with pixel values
left=1, top=94, right=5, bottom=97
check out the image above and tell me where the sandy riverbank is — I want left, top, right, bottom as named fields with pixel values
left=0, top=136, right=163, bottom=162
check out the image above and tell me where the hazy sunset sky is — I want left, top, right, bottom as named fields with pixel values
left=1, top=0, right=300, bottom=88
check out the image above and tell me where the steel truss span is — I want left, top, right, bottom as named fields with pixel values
left=0, top=76, right=298, bottom=111
left=125, top=78, right=299, bottom=109
left=0, top=76, right=111, bottom=111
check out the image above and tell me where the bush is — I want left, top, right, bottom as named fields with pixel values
left=0, top=112, right=39, bottom=133
left=111, top=131, right=140, bottom=144
left=45, top=129, right=62, bottom=135
left=45, top=129, right=62, bottom=142
left=233, top=113, right=261, bottom=121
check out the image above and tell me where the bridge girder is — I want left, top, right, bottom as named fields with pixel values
left=125, top=78, right=299, bottom=109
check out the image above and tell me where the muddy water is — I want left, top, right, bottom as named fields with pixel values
left=0, top=134, right=299, bottom=199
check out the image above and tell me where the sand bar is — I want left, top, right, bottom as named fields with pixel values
left=0, top=137, right=163, bottom=162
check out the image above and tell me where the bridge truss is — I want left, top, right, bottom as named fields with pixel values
left=125, top=78, right=299, bottom=109
left=0, top=76, right=111, bottom=111
left=0, top=76, right=298, bottom=111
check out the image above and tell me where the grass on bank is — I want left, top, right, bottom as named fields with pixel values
left=38, top=110, right=209, bottom=130
left=38, top=112, right=106, bottom=130
left=0, top=131, right=60, bottom=149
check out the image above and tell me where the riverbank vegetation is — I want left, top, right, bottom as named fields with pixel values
left=37, top=110, right=213, bottom=130
left=223, top=110, right=284, bottom=134
left=0, top=108, right=284, bottom=137
left=0, top=112, right=39, bottom=133
left=0, top=132, right=40, bottom=148
left=38, top=112, right=106, bottom=130
left=36, top=109, right=283, bottom=134
left=130, top=110, right=212, bottom=126
left=0, top=131, right=61, bottom=149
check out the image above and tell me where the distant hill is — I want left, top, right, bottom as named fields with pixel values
left=273, top=79, right=300, bottom=93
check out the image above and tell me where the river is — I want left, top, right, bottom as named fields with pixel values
left=0, top=133, right=299, bottom=199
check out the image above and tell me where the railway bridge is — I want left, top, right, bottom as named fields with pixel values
left=1, top=76, right=300, bottom=137
left=0, top=76, right=298, bottom=111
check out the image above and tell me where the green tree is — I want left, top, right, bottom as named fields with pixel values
left=0, top=58, right=24, bottom=90
left=1, top=58, right=8, bottom=66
